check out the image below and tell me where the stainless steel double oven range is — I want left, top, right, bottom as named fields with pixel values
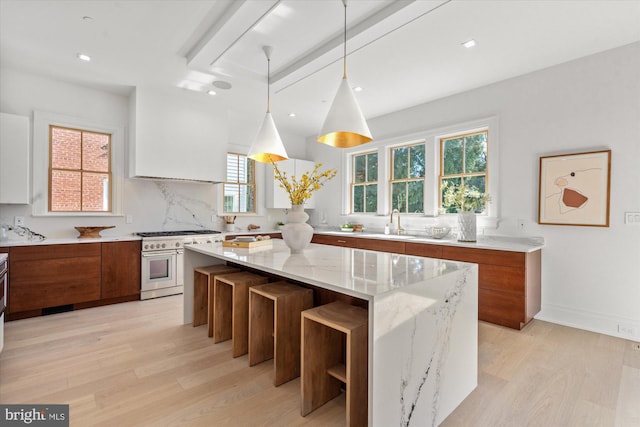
left=137, top=230, right=222, bottom=300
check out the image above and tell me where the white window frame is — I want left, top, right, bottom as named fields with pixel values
left=222, top=152, right=256, bottom=214
left=32, top=110, right=124, bottom=217
left=388, top=141, right=427, bottom=214
left=341, top=116, right=499, bottom=223
left=350, top=150, right=379, bottom=214
left=215, top=145, right=265, bottom=217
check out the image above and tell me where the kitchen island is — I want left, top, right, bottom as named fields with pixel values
left=184, top=239, right=478, bottom=426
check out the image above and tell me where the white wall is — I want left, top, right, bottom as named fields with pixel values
left=0, top=67, right=305, bottom=237
left=308, top=42, right=640, bottom=340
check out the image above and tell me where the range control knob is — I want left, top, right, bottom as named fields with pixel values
left=144, top=244, right=149, bottom=250
left=161, top=243, right=166, bottom=248
left=175, top=242, right=180, bottom=247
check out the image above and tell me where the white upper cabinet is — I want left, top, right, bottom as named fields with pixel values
left=0, top=112, right=30, bottom=204
left=265, top=159, right=316, bottom=209
left=129, top=87, right=229, bottom=182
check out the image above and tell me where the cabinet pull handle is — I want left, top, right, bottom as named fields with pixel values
left=337, top=240, right=346, bottom=243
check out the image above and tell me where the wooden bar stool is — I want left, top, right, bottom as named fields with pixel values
left=192, top=264, right=241, bottom=328
left=301, top=301, right=368, bottom=427
left=248, top=282, right=313, bottom=386
left=213, top=272, right=268, bottom=358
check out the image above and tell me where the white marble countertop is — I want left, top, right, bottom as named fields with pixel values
left=0, top=228, right=283, bottom=248
left=315, top=230, right=544, bottom=253
left=185, top=238, right=474, bottom=300
left=0, top=235, right=141, bottom=247
left=0, top=253, right=7, bottom=262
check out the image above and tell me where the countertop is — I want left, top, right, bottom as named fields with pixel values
left=0, top=228, right=543, bottom=253
left=0, top=229, right=282, bottom=248
left=0, top=235, right=142, bottom=247
left=185, top=238, right=474, bottom=300
left=0, top=253, right=6, bottom=262
left=314, top=230, right=544, bottom=253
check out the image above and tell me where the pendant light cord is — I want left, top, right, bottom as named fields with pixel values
left=267, top=54, right=271, bottom=113
left=343, top=0, right=347, bottom=79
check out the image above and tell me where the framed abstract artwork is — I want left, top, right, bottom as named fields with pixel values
left=538, top=150, right=611, bottom=227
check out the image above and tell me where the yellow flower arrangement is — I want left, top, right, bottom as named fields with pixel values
left=272, top=162, right=337, bottom=205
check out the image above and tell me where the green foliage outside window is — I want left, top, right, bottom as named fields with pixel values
left=352, top=152, right=378, bottom=213
left=440, top=131, right=488, bottom=213
left=391, top=143, right=425, bottom=213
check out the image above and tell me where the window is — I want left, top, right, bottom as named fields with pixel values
left=390, top=143, right=425, bottom=213
left=223, top=153, right=255, bottom=213
left=49, top=125, right=111, bottom=212
left=440, top=130, right=488, bottom=213
left=351, top=151, right=378, bottom=213
left=341, top=118, right=496, bottom=220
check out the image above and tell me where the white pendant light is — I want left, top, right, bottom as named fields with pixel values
left=317, top=0, right=372, bottom=148
left=248, top=46, right=289, bottom=163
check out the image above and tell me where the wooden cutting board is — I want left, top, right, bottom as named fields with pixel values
left=222, top=239, right=272, bottom=249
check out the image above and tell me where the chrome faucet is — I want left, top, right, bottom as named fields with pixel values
left=390, top=209, right=404, bottom=235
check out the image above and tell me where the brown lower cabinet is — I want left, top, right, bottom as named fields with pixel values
left=101, top=240, right=142, bottom=299
left=6, top=240, right=141, bottom=320
left=312, top=234, right=541, bottom=330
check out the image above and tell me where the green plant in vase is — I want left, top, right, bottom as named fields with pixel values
left=441, top=182, right=490, bottom=213
left=441, top=182, right=490, bottom=242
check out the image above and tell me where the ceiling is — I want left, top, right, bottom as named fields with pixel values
left=1, top=0, right=639, bottom=141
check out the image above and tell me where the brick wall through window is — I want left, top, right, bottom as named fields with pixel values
left=49, top=126, right=111, bottom=212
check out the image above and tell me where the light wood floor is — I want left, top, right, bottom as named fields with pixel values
left=1, top=296, right=638, bottom=426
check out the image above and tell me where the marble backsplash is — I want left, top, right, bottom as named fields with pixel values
left=0, top=178, right=284, bottom=241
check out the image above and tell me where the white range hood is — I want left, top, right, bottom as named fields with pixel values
left=129, top=87, right=229, bottom=183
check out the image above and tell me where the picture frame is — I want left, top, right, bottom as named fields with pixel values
left=538, top=150, right=611, bottom=227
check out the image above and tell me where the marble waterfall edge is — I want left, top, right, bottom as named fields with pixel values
left=372, top=264, right=478, bottom=426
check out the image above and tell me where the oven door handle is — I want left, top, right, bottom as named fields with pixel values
left=142, top=251, right=178, bottom=257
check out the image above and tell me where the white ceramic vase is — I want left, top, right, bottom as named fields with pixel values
left=457, top=211, right=477, bottom=242
left=281, top=204, right=314, bottom=253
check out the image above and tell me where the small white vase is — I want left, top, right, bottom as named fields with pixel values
left=457, top=211, right=477, bottom=242
left=281, top=204, right=313, bottom=253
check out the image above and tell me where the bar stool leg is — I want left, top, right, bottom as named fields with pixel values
left=213, top=281, right=233, bottom=344
left=249, top=292, right=274, bottom=366
left=301, top=318, right=344, bottom=416
left=274, top=292, right=312, bottom=386
left=231, top=282, right=250, bottom=357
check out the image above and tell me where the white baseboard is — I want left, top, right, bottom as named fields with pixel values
left=536, top=303, right=640, bottom=342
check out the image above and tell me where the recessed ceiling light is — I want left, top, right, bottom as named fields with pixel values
left=76, top=53, right=91, bottom=61
left=212, top=80, right=232, bottom=90
left=353, top=86, right=363, bottom=92
left=207, top=90, right=217, bottom=96
left=462, top=39, right=477, bottom=49
left=288, top=113, right=296, bottom=118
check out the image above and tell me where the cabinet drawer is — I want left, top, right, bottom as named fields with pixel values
left=10, top=256, right=101, bottom=312
left=479, top=264, right=525, bottom=295
left=442, top=246, right=524, bottom=267
left=356, top=238, right=405, bottom=254
left=478, top=288, right=525, bottom=330
left=312, top=234, right=357, bottom=247
left=405, top=242, right=443, bottom=258
left=10, top=243, right=101, bottom=261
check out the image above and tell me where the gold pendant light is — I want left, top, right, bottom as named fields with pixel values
left=317, top=0, right=372, bottom=148
left=248, top=46, right=289, bottom=163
